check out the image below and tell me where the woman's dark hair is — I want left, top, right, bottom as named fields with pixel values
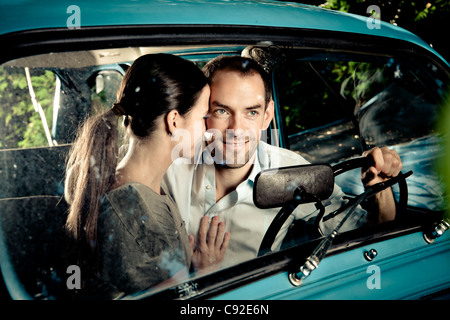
left=65, top=54, right=208, bottom=254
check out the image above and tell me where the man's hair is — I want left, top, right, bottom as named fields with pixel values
left=202, top=55, right=272, bottom=105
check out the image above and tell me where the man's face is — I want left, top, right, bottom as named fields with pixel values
left=206, top=69, right=274, bottom=168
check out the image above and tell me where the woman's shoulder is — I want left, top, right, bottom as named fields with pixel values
left=102, top=182, right=178, bottom=225
left=99, top=181, right=189, bottom=254
left=107, top=181, right=156, bottom=196
left=105, top=182, right=166, bottom=209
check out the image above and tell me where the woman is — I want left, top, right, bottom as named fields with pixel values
left=64, top=54, right=229, bottom=299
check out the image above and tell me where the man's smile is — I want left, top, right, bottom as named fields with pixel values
left=224, top=139, right=249, bottom=149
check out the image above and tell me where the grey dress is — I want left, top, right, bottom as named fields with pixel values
left=90, top=182, right=191, bottom=298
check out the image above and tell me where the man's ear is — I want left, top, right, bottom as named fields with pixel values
left=166, top=109, right=181, bottom=135
left=263, top=100, right=275, bottom=130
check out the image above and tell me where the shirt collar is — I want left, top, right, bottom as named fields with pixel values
left=247, top=155, right=262, bottom=185
left=244, top=141, right=273, bottom=188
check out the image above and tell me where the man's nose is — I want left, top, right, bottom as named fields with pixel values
left=227, top=116, right=246, bottom=139
left=228, top=114, right=244, bottom=132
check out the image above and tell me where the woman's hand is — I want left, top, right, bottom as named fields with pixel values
left=189, top=215, right=230, bottom=274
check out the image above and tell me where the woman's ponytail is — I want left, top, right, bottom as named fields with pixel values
left=65, top=108, right=120, bottom=250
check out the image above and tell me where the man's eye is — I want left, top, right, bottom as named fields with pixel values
left=214, top=109, right=227, bottom=115
left=248, top=111, right=258, bottom=116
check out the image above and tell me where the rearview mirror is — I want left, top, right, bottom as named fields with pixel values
left=253, top=164, right=335, bottom=209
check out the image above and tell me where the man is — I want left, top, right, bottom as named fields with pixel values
left=163, top=55, right=402, bottom=269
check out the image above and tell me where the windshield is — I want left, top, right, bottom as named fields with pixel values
left=0, top=44, right=448, bottom=300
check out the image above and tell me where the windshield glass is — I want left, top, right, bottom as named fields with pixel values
left=0, top=45, right=447, bottom=300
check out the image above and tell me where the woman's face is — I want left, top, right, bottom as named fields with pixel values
left=173, top=85, right=210, bottom=162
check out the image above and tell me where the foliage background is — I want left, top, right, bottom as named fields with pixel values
left=0, top=67, right=55, bottom=149
left=284, top=0, right=450, bottom=62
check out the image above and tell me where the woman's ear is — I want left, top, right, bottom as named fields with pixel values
left=166, top=109, right=180, bottom=136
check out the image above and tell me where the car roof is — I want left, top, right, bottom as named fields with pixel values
left=0, top=0, right=446, bottom=63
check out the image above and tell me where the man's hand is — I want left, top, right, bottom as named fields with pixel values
left=361, top=146, right=403, bottom=223
left=361, top=146, right=403, bottom=187
left=189, top=216, right=230, bottom=274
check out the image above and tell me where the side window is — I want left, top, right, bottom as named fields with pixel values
left=53, top=67, right=125, bottom=144
left=0, top=63, right=124, bottom=150
left=89, top=70, right=124, bottom=115
left=0, top=66, right=56, bottom=149
left=276, top=59, right=364, bottom=164
left=276, top=54, right=447, bottom=211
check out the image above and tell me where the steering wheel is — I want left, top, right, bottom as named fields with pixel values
left=257, top=157, right=411, bottom=257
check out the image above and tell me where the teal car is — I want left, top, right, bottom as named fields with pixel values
left=0, top=0, right=449, bottom=300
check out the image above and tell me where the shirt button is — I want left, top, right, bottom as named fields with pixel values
left=206, top=185, right=212, bottom=190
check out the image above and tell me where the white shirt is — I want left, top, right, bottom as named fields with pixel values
left=162, top=141, right=367, bottom=268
